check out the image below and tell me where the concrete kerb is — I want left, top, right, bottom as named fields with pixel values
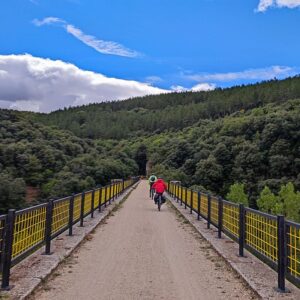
left=166, top=194, right=300, bottom=300
left=1, top=182, right=139, bottom=300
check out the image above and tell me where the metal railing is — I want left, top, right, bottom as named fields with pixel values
left=0, top=178, right=139, bottom=289
left=168, top=182, right=300, bottom=292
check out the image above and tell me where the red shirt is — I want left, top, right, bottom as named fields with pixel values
left=152, top=179, right=167, bottom=194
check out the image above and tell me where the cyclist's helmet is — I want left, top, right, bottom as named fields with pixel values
left=150, top=174, right=156, bottom=182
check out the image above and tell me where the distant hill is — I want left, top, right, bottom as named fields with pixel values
left=33, top=76, right=300, bottom=139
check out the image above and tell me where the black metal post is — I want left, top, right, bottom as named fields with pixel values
left=218, top=197, right=223, bottom=238
left=45, top=200, right=54, bottom=254
left=171, top=183, right=177, bottom=200
left=99, top=188, right=102, bottom=212
left=104, top=186, right=107, bottom=207
left=190, top=190, right=193, bottom=214
left=122, top=180, right=125, bottom=193
left=80, top=192, right=85, bottom=227
left=207, top=194, right=211, bottom=229
left=180, top=186, right=183, bottom=206
left=277, top=215, right=286, bottom=292
left=185, top=188, right=187, bottom=209
left=238, top=204, right=245, bottom=257
left=68, top=195, right=74, bottom=236
left=197, top=192, right=201, bottom=220
left=1, top=209, right=16, bottom=290
left=91, top=190, right=95, bottom=218
left=109, top=184, right=112, bottom=205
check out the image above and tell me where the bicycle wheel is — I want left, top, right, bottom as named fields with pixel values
left=158, top=195, right=161, bottom=211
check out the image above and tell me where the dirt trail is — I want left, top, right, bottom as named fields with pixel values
left=31, top=181, right=257, bottom=300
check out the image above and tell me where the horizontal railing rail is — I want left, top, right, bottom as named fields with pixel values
left=0, top=177, right=139, bottom=290
left=168, top=181, right=300, bottom=292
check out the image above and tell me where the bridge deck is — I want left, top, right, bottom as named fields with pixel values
left=30, top=181, right=256, bottom=300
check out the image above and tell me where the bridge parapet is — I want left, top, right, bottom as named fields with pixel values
left=0, top=177, right=139, bottom=290
left=168, top=181, right=300, bottom=292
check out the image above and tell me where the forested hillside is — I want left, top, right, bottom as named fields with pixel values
left=0, top=110, right=137, bottom=212
left=1, top=77, right=300, bottom=220
left=119, top=99, right=300, bottom=217
left=34, top=76, right=300, bottom=139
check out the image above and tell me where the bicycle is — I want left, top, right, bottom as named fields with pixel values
left=155, top=193, right=164, bottom=211
left=149, top=183, right=155, bottom=198
left=150, top=188, right=155, bottom=199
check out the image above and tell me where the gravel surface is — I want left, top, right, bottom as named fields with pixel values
left=30, top=181, right=258, bottom=300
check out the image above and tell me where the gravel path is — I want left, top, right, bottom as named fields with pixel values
left=31, top=181, right=257, bottom=300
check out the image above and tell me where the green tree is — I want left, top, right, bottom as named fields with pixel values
left=257, top=186, right=278, bottom=214
left=279, top=182, right=300, bottom=222
left=0, top=173, right=26, bottom=212
left=226, top=183, right=249, bottom=206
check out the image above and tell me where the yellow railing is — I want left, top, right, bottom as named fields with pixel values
left=0, top=177, right=139, bottom=289
left=52, top=197, right=70, bottom=236
left=287, top=222, right=300, bottom=279
left=210, top=196, right=219, bottom=226
left=12, top=204, right=47, bottom=259
left=245, top=209, right=278, bottom=263
left=222, top=201, right=239, bottom=239
left=168, top=182, right=300, bottom=289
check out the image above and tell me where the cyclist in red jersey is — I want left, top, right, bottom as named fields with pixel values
left=152, top=178, right=167, bottom=204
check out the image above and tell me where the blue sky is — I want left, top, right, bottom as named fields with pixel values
left=0, top=0, right=300, bottom=112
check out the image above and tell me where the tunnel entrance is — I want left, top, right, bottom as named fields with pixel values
left=135, top=144, right=147, bottom=176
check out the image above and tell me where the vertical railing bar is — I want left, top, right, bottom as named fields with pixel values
left=1, top=209, right=16, bottom=290
left=99, top=188, right=102, bottom=212
left=277, top=215, right=287, bottom=292
left=80, top=192, right=85, bottom=227
left=207, top=194, right=211, bottom=229
left=180, top=186, right=183, bottom=206
left=109, top=184, right=112, bottom=205
left=68, top=194, right=74, bottom=236
left=218, top=196, right=223, bottom=239
left=91, top=189, right=95, bottom=218
left=197, top=192, right=201, bottom=220
left=190, top=190, right=193, bottom=214
left=239, top=204, right=245, bottom=257
left=45, top=199, right=54, bottom=254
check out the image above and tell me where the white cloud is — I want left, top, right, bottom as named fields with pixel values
left=0, top=54, right=167, bottom=113
left=33, top=17, right=140, bottom=58
left=186, top=66, right=296, bottom=82
left=171, top=83, right=216, bottom=92
left=257, top=0, right=300, bottom=12
left=170, top=85, right=188, bottom=92
left=32, top=17, right=65, bottom=26
left=191, top=83, right=216, bottom=92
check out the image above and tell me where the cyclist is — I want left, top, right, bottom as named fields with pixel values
left=152, top=178, right=167, bottom=205
left=148, top=174, right=157, bottom=197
